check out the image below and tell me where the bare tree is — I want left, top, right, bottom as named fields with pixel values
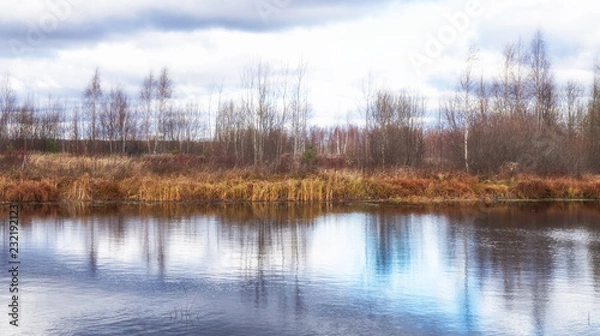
left=180, top=100, right=202, bottom=153
left=494, top=39, right=530, bottom=118
left=477, top=75, right=490, bottom=119
left=290, top=59, right=311, bottom=169
left=140, top=71, right=155, bottom=153
left=216, top=99, right=248, bottom=164
left=71, top=105, right=81, bottom=154
left=242, top=60, right=277, bottom=165
left=586, top=64, right=600, bottom=171
left=370, top=90, right=395, bottom=168
left=270, top=62, right=289, bottom=163
left=41, top=96, right=63, bottom=152
left=156, top=67, right=173, bottom=153
left=529, top=30, right=556, bottom=129
left=162, top=105, right=180, bottom=146
left=563, top=80, right=585, bottom=138
left=15, top=97, right=36, bottom=165
left=444, top=47, right=479, bottom=173
left=83, top=68, right=103, bottom=154
left=462, top=47, right=479, bottom=173
left=100, top=86, right=131, bottom=154
left=370, top=89, right=425, bottom=168
left=0, top=74, right=17, bottom=143
left=398, top=91, right=426, bottom=167
left=359, top=72, right=375, bottom=168
left=117, top=88, right=134, bottom=154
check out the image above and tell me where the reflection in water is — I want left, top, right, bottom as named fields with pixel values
left=0, top=203, right=599, bottom=335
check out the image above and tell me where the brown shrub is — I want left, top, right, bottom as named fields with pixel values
left=549, top=179, right=582, bottom=199
left=436, top=179, right=474, bottom=198
left=91, top=180, right=125, bottom=200
left=389, top=178, right=429, bottom=197
left=472, top=182, right=510, bottom=198
left=2, top=154, right=600, bottom=203
left=143, top=154, right=206, bottom=175
left=581, top=181, right=600, bottom=199
left=7, top=180, right=59, bottom=202
left=512, top=178, right=553, bottom=199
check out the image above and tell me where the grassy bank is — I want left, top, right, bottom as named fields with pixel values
left=1, top=153, right=600, bottom=203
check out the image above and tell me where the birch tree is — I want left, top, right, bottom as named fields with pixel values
left=529, top=30, right=556, bottom=129
left=290, top=59, right=311, bottom=169
left=83, top=68, right=103, bottom=154
left=587, top=64, right=600, bottom=171
left=564, top=80, right=585, bottom=138
left=71, top=106, right=81, bottom=154
left=140, top=71, right=155, bottom=153
left=242, top=61, right=276, bottom=164
left=156, top=67, right=173, bottom=153
left=0, top=74, right=17, bottom=142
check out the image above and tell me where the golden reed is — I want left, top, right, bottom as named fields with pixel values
left=0, top=154, right=599, bottom=203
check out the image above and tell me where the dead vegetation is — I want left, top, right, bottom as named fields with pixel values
left=0, top=153, right=599, bottom=203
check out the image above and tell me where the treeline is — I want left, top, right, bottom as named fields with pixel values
left=436, top=31, right=600, bottom=175
left=1, top=30, right=599, bottom=176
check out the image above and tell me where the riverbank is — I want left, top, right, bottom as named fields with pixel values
left=1, top=153, right=599, bottom=203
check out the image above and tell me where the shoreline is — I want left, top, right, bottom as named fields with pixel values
left=1, top=199, right=599, bottom=211
left=4, top=180, right=600, bottom=204
left=1, top=154, right=599, bottom=204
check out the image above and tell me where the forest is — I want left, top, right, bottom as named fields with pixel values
left=1, top=31, right=600, bottom=204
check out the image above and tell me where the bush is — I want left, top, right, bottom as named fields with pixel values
left=45, top=139, right=61, bottom=153
left=301, top=144, right=318, bottom=172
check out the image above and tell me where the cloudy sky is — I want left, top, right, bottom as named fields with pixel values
left=1, top=0, right=599, bottom=125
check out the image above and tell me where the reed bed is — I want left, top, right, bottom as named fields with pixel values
left=0, top=153, right=599, bottom=203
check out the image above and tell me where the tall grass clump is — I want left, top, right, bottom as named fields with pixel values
left=7, top=180, right=60, bottom=202
left=0, top=153, right=598, bottom=203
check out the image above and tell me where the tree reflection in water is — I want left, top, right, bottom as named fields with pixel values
left=1, top=202, right=600, bottom=335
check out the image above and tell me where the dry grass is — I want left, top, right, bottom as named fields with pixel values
left=0, top=153, right=598, bottom=203
left=4, top=179, right=60, bottom=202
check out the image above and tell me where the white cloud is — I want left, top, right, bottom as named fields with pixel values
left=1, top=0, right=598, bottom=125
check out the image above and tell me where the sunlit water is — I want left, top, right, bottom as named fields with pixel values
left=1, top=203, right=600, bottom=335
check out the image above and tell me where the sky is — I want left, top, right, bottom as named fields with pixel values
left=1, top=0, right=599, bottom=126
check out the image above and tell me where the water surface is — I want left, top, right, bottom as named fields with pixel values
left=1, top=203, right=600, bottom=335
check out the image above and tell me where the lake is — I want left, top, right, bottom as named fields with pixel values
left=1, top=202, right=600, bottom=335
